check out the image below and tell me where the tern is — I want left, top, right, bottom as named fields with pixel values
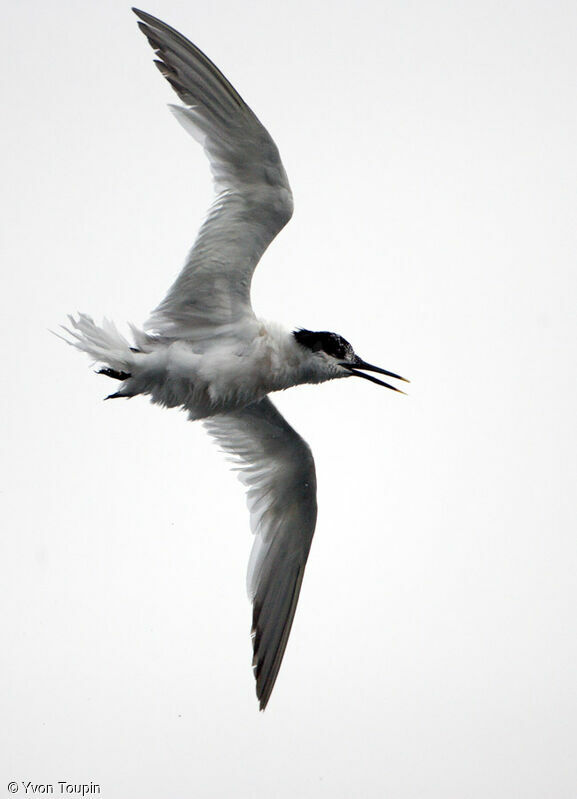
left=61, top=8, right=408, bottom=710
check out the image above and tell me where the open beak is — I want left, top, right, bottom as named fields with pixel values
left=340, top=358, right=410, bottom=394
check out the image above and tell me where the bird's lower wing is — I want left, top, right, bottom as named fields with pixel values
left=204, top=398, right=317, bottom=710
left=134, top=10, right=293, bottom=338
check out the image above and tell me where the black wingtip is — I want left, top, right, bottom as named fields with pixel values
left=132, top=8, right=158, bottom=30
left=132, top=8, right=163, bottom=27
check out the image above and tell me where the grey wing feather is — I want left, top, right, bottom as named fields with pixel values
left=133, top=9, right=293, bottom=338
left=204, top=398, right=317, bottom=710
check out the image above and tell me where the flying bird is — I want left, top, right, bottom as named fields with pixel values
left=61, top=8, right=408, bottom=710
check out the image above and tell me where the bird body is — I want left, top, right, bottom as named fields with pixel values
left=61, top=9, right=407, bottom=709
left=66, top=315, right=345, bottom=419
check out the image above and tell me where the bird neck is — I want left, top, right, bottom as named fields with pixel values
left=258, top=320, right=334, bottom=391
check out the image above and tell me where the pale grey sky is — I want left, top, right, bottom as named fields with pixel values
left=2, top=0, right=577, bottom=797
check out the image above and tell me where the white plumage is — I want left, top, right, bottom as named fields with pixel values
left=61, top=8, right=407, bottom=710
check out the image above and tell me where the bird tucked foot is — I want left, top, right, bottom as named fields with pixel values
left=98, top=367, right=133, bottom=399
left=97, top=367, right=132, bottom=381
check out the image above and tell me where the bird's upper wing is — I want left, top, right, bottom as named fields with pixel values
left=204, top=398, right=317, bottom=710
left=133, top=9, right=293, bottom=339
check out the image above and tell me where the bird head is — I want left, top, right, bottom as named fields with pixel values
left=292, top=329, right=408, bottom=392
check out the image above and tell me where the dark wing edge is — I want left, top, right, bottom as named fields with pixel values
left=251, top=554, right=306, bottom=710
